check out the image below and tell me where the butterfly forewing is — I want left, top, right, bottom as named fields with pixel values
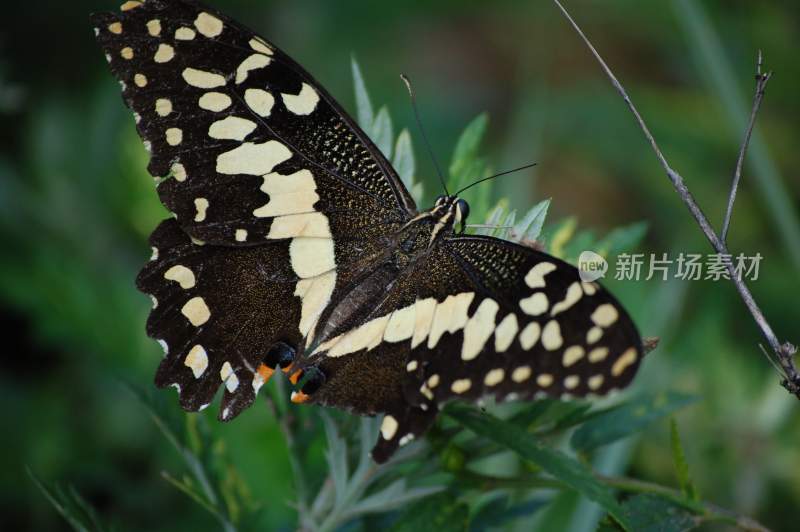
left=92, top=0, right=414, bottom=247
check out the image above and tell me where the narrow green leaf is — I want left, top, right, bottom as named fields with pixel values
left=389, top=493, right=469, bottom=532
left=477, top=202, right=506, bottom=236
left=449, top=113, right=488, bottom=177
left=494, top=209, right=516, bottom=239
left=393, top=129, right=416, bottom=191
left=28, top=469, right=112, bottom=532
left=670, top=418, right=699, bottom=502
left=470, top=494, right=548, bottom=532
left=445, top=404, right=631, bottom=530
left=570, top=392, right=698, bottom=452
left=345, top=481, right=444, bottom=521
left=604, top=494, right=699, bottom=532
left=351, top=57, right=374, bottom=130
left=514, top=198, right=551, bottom=242
left=372, top=106, right=394, bottom=159
left=320, top=411, right=349, bottom=508
left=596, top=221, right=649, bottom=257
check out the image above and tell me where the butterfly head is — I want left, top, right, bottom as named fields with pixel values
left=433, top=195, right=470, bottom=234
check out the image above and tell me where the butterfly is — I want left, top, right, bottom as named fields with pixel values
left=92, top=0, right=644, bottom=462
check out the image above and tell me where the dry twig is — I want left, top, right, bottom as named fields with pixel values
left=551, top=0, right=799, bottom=398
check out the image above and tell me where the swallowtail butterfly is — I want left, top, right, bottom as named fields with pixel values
left=92, top=0, right=644, bottom=462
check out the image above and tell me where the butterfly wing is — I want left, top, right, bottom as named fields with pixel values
left=92, top=0, right=417, bottom=420
left=91, top=0, right=415, bottom=247
left=317, top=235, right=644, bottom=461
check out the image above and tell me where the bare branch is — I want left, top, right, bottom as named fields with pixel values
left=721, top=51, right=773, bottom=243
left=551, top=0, right=799, bottom=397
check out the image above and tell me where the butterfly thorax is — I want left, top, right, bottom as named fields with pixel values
left=302, top=196, right=470, bottom=360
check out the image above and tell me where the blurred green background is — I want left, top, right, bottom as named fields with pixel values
left=1, top=0, right=798, bottom=530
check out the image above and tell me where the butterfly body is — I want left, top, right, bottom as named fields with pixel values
left=93, top=0, right=645, bottom=462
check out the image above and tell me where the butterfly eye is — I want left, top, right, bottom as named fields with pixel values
left=455, top=198, right=470, bottom=222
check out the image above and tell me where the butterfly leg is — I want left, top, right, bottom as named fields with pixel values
left=371, top=404, right=438, bottom=463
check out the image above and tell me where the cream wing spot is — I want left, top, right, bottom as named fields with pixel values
left=194, top=198, right=209, bottom=222
left=268, top=212, right=331, bottom=239
left=406, top=360, right=418, bottom=372
left=588, top=347, right=610, bottom=363
left=146, top=19, right=161, bottom=36
left=290, top=238, right=335, bottom=278
left=166, top=128, right=183, bottom=146
left=611, top=348, right=638, bottom=377
left=217, top=141, right=292, bottom=176
left=384, top=304, right=416, bottom=343
left=541, top=320, right=563, bottom=351
left=519, top=292, right=549, bottom=316
left=494, top=313, right=519, bottom=352
left=484, top=368, right=505, bottom=387
left=427, top=292, right=475, bottom=349
left=154, top=43, right=175, bottom=63
left=551, top=282, right=583, bottom=316
left=120, top=1, right=142, bottom=11
left=184, top=345, right=208, bottom=378
left=282, top=83, right=320, bottom=115
left=587, top=326, right=603, bottom=344
left=164, top=265, right=196, bottom=289
left=181, top=297, right=210, bottom=326
left=564, top=375, right=580, bottom=390
left=411, top=298, right=437, bottom=348
left=588, top=375, right=604, bottom=391
left=220, top=361, right=233, bottom=381
left=236, top=54, right=271, bottom=84
left=120, top=47, right=134, bottom=60
left=253, top=170, right=319, bottom=217
left=525, top=262, right=557, bottom=289
left=108, top=22, right=122, bottom=34
left=175, top=27, right=196, bottom=40
left=134, top=73, right=147, bottom=87
left=235, top=229, right=248, bottom=242
left=194, top=12, right=224, bottom=38
left=294, top=271, right=336, bottom=336
left=381, top=415, right=399, bottom=440
left=582, top=282, right=598, bottom=295
left=249, top=38, right=274, bottom=55
left=562, top=346, right=585, bottom=368
left=461, top=298, right=500, bottom=361
left=199, top=92, right=232, bottom=112
left=512, top=366, right=532, bottom=383
left=519, top=321, right=541, bottom=350
left=171, top=163, right=187, bottom=182
left=427, top=374, right=440, bottom=388
left=155, top=98, right=173, bottom=117
left=537, top=374, right=554, bottom=387
left=182, top=67, right=225, bottom=89
left=451, top=379, right=472, bottom=394
left=208, top=116, right=257, bottom=141
left=592, top=304, right=619, bottom=327
left=244, top=88, right=275, bottom=117
left=225, top=372, right=240, bottom=393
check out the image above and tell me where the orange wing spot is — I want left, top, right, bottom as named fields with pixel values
left=282, top=363, right=294, bottom=374
left=290, top=390, right=310, bottom=404
left=257, top=363, right=275, bottom=382
left=289, top=369, right=304, bottom=385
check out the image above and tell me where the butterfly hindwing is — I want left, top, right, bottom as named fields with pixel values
left=91, top=0, right=414, bottom=248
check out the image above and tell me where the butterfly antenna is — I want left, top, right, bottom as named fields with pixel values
left=454, top=162, right=537, bottom=196
left=401, top=74, right=449, bottom=196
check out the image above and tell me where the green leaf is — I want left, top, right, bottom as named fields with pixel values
left=320, top=411, right=349, bottom=509
left=570, top=392, right=698, bottom=452
left=596, top=221, right=649, bottom=258
left=445, top=404, right=631, bottom=530
left=670, top=418, right=699, bottom=502
left=546, top=216, right=577, bottom=258
left=344, top=480, right=443, bottom=521
left=514, top=198, right=551, bottom=242
left=469, top=494, right=548, bottom=532
left=28, top=469, right=112, bottom=532
left=449, top=113, right=488, bottom=187
left=603, top=494, right=698, bottom=532
left=389, top=493, right=469, bottom=532
left=372, top=106, right=394, bottom=160
left=351, top=56, right=374, bottom=130
left=393, top=129, right=416, bottom=191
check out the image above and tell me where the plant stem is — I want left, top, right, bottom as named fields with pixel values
left=550, top=0, right=798, bottom=398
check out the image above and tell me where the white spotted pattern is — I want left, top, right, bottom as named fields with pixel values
left=461, top=298, right=499, bottom=361
left=194, top=12, right=224, bottom=38
left=494, top=313, right=519, bottom=352
left=181, top=296, right=210, bottom=326
left=519, top=292, right=549, bottom=316
left=525, top=262, right=557, bottom=289
left=199, top=92, right=232, bottom=112
left=236, top=54, right=271, bottom=84
left=381, top=415, right=399, bottom=440
left=184, top=345, right=208, bottom=378
left=551, top=282, right=583, bottom=316
left=281, top=83, right=320, bottom=115
left=244, top=88, right=275, bottom=117
left=208, top=116, right=257, bottom=141
left=164, top=265, right=196, bottom=289
left=216, top=141, right=292, bottom=175
left=194, top=198, right=209, bottom=222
